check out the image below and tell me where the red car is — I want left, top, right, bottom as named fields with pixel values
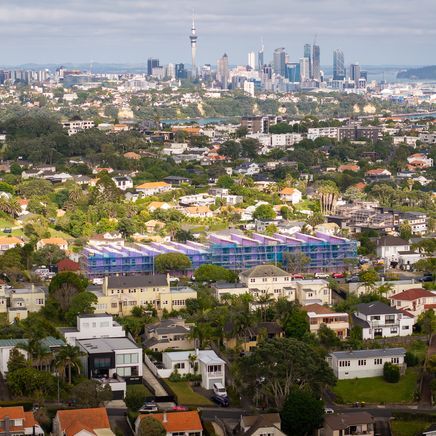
left=331, top=272, right=345, bottom=279
left=292, top=274, right=304, bottom=279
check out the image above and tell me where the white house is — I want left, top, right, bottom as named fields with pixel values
left=329, top=348, right=406, bottom=379
left=293, top=279, right=332, bottom=306
left=135, top=181, right=172, bottom=196
left=389, top=288, right=436, bottom=320
left=161, top=349, right=225, bottom=390
left=112, top=176, right=133, bottom=191
left=279, top=187, right=302, bottom=204
left=352, top=302, right=414, bottom=339
left=375, top=235, right=410, bottom=264
left=59, top=314, right=126, bottom=345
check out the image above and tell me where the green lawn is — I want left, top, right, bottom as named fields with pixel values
left=391, top=420, right=429, bottom=436
left=165, top=380, right=212, bottom=406
left=0, top=217, right=15, bottom=228
left=333, top=368, right=418, bottom=404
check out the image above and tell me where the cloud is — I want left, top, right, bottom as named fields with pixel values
left=0, top=0, right=434, bottom=65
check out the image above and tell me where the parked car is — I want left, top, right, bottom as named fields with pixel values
left=2, top=228, right=11, bottom=234
left=314, top=272, right=329, bottom=279
left=138, top=401, right=158, bottom=413
left=332, top=272, right=345, bottom=279
left=324, top=408, right=335, bottom=415
left=346, top=275, right=359, bottom=283
left=211, top=394, right=229, bottom=407
left=418, top=275, right=433, bottom=282
left=213, top=382, right=228, bottom=398
left=292, top=274, right=304, bottom=279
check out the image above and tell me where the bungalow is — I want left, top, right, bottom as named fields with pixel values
left=328, top=348, right=406, bottom=379
left=389, top=288, right=436, bottom=320
left=303, top=304, right=349, bottom=339
left=352, top=301, right=414, bottom=339
left=322, top=412, right=374, bottom=436
left=279, top=187, right=302, bottom=204
left=112, top=176, right=133, bottom=191
left=240, top=413, right=285, bottom=436
left=407, top=153, right=433, bottom=169
left=0, top=406, right=44, bottom=436
left=183, top=206, right=213, bottom=218
left=53, top=408, right=114, bottom=436
left=0, top=237, right=24, bottom=254
left=136, top=181, right=172, bottom=196
left=147, top=201, right=172, bottom=212
left=365, top=168, right=392, bottom=180
left=161, top=349, right=225, bottom=389
left=36, top=237, right=69, bottom=251
left=144, top=219, right=166, bottom=233
left=135, top=411, right=203, bottom=436
left=338, top=164, right=360, bottom=173
left=124, top=151, right=141, bottom=160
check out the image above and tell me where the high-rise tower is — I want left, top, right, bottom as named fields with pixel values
left=312, top=44, right=321, bottom=81
left=333, top=49, right=345, bottom=80
left=190, top=15, right=198, bottom=79
left=304, top=44, right=312, bottom=79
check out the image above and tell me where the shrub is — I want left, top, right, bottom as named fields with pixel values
left=125, top=384, right=151, bottom=412
left=383, top=362, right=400, bottom=383
left=405, top=351, right=419, bottom=367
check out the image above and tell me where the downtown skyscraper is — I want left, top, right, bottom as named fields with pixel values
left=333, top=49, right=346, bottom=80
left=312, top=44, right=321, bottom=81
left=217, top=53, right=229, bottom=89
left=273, top=47, right=286, bottom=77
left=304, top=43, right=312, bottom=79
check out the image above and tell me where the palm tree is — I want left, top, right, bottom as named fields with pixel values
left=256, top=293, right=274, bottom=321
left=316, top=181, right=339, bottom=215
left=0, top=197, right=20, bottom=218
left=55, top=344, right=84, bottom=384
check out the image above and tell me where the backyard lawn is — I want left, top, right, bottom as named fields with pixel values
left=165, top=380, right=212, bottom=406
left=391, top=420, right=429, bottom=436
left=333, top=368, right=418, bottom=404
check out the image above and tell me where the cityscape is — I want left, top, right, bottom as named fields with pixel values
left=0, top=1, right=435, bottom=436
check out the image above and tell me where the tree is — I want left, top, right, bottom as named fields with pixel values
left=405, top=352, right=419, bottom=367
left=218, top=140, right=241, bottom=160
left=125, top=384, right=151, bottom=411
left=282, top=306, right=310, bottom=340
left=317, top=324, right=341, bottom=349
left=417, top=309, right=436, bottom=340
left=253, top=204, right=275, bottom=221
left=16, top=339, right=53, bottom=371
left=91, top=172, right=121, bottom=203
left=32, top=244, right=67, bottom=266
left=281, top=388, right=325, bottom=436
left=72, top=380, right=112, bottom=407
left=65, top=292, right=98, bottom=325
left=358, top=269, right=379, bottom=292
left=282, top=251, right=310, bottom=274
left=155, top=253, right=192, bottom=273
left=55, top=344, right=84, bottom=384
left=237, top=337, right=335, bottom=409
left=383, top=362, right=400, bottom=383
left=194, top=264, right=237, bottom=283
left=7, top=348, right=29, bottom=373
left=411, top=239, right=436, bottom=255
left=265, top=223, right=278, bottom=236
left=399, top=221, right=412, bottom=241
left=7, top=367, right=57, bottom=398
left=414, top=258, right=436, bottom=279
left=137, top=416, right=166, bottom=436
left=316, top=181, right=339, bottom=214
left=307, top=212, right=325, bottom=228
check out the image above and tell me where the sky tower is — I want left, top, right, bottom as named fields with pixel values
left=189, top=14, right=198, bottom=79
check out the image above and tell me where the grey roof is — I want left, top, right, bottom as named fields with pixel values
left=78, top=337, right=139, bottom=354
left=356, top=301, right=401, bottom=316
left=107, top=274, right=168, bottom=289
left=77, top=313, right=112, bottom=318
left=325, top=412, right=374, bottom=430
left=351, top=314, right=370, bottom=329
left=331, top=347, right=406, bottom=360
left=241, top=414, right=281, bottom=436
left=155, top=325, right=190, bottom=335
left=376, top=235, right=409, bottom=247
left=240, top=265, right=289, bottom=279
left=213, top=282, right=248, bottom=289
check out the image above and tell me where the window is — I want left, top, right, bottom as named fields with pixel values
left=94, top=357, right=111, bottom=369
left=175, top=362, right=185, bottom=369
left=374, top=358, right=382, bottom=365
left=402, top=325, right=409, bottom=330
left=262, top=278, right=267, bottom=282
left=390, top=327, right=398, bottom=334
left=208, top=364, right=222, bottom=373
left=272, top=278, right=277, bottom=282
left=36, top=299, right=44, bottom=305
left=358, top=359, right=366, bottom=366
left=250, top=278, right=255, bottom=283
left=116, top=353, right=139, bottom=365
left=324, top=289, right=328, bottom=295
left=391, top=357, right=399, bottom=364
left=339, top=361, right=350, bottom=367
left=100, top=321, right=110, bottom=328
left=385, top=315, right=395, bottom=324
left=111, top=303, right=118, bottom=309
left=371, top=316, right=380, bottom=321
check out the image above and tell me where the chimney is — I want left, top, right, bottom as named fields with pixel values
left=4, top=416, right=10, bottom=434
left=163, top=411, right=168, bottom=423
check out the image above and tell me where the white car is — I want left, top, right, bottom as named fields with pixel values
left=315, top=272, right=329, bottom=279
left=213, top=382, right=227, bottom=398
left=324, top=408, right=335, bottom=415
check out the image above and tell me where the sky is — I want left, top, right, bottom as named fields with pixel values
left=0, top=0, right=435, bottom=67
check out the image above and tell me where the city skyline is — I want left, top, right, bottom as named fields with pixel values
left=0, top=0, right=434, bottom=66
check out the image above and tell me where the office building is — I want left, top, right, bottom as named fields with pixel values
left=248, top=51, right=256, bottom=69
left=273, top=47, right=286, bottom=77
left=333, top=49, right=345, bottom=80
left=286, top=63, right=300, bottom=82
left=312, top=44, right=321, bottom=81
left=350, top=63, right=361, bottom=85
left=81, top=232, right=357, bottom=276
left=147, top=58, right=159, bottom=76
left=299, top=57, right=310, bottom=81
left=338, top=126, right=381, bottom=142
left=175, top=63, right=188, bottom=79
left=189, top=17, right=198, bottom=79
left=304, top=43, right=312, bottom=78
left=217, top=53, right=229, bottom=89
left=258, top=44, right=264, bottom=70
left=166, top=63, right=176, bottom=79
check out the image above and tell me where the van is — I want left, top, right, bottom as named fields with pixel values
left=213, top=382, right=227, bottom=397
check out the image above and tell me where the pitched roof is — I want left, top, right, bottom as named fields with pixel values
left=56, top=408, right=111, bottom=436
left=356, top=301, right=401, bottom=316
left=39, top=237, right=68, bottom=245
left=57, top=258, right=80, bottom=271
left=136, top=181, right=170, bottom=189
left=376, top=235, right=409, bottom=247
left=324, top=412, right=373, bottom=430
left=107, top=274, right=168, bottom=289
left=139, top=411, right=203, bottom=433
left=240, top=265, right=289, bottom=278
left=302, top=303, right=334, bottom=314
left=280, top=187, right=299, bottom=195
left=0, top=406, right=26, bottom=420
left=0, top=237, right=23, bottom=245
left=391, top=288, right=436, bottom=301
left=338, top=164, right=360, bottom=172
left=330, top=347, right=406, bottom=360
left=241, top=413, right=282, bottom=436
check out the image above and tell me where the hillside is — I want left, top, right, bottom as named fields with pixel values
left=397, top=65, right=436, bottom=80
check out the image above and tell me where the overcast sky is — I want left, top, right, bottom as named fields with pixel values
left=0, top=0, right=434, bottom=66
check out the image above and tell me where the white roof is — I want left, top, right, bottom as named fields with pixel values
left=164, top=349, right=225, bottom=365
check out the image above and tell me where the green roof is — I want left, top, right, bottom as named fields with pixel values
left=0, top=336, right=65, bottom=349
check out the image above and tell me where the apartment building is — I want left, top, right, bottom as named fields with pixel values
left=352, top=302, right=414, bottom=339
left=91, top=275, right=197, bottom=316
left=62, top=120, right=95, bottom=135
left=329, top=348, right=406, bottom=379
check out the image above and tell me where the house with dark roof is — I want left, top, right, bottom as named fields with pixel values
left=328, top=348, right=406, bottom=379
left=223, top=321, right=284, bottom=352
left=239, top=413, right=285, bottom=436
left=352, top=301, right=414, bottom=339
left=376, top=235, right=410, bottom=264
left=143, top=317, right=195, bottom=352
left=389, top=288, right=436, bottom=320
left=322, top=412, right=374, bottom=436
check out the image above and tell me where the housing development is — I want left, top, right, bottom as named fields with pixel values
left=0, top=3, right=435, bottom=436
